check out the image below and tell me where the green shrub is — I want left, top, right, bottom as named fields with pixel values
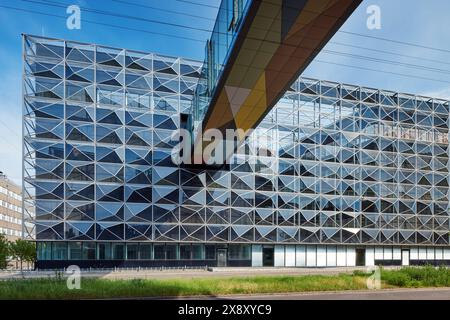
left=0, top=234, right=10, bottom=269
left=381, top=266, right=450, bottom=288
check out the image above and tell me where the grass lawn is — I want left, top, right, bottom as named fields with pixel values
left=0, top=266, right=449, bottom=299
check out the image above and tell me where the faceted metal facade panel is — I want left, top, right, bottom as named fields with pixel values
left=23, top=35, right=450, bottom=247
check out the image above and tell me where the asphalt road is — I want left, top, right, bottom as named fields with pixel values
left=168, top=288, right=450, bottom=300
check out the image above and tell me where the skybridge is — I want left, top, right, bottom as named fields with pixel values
left=191, top=0, right=362, bottom=163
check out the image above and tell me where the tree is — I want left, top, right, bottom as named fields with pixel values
left=0, top=234, right=9, bottom=269
left=10, top=239, right=36, bottom=271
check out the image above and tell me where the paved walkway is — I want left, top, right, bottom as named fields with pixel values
left=158, top=288, right=450, bottom=300
left=0, top=266, right=396, bottom=281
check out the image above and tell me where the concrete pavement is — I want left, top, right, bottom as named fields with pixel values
left=162, top=288, right=450, bottom=300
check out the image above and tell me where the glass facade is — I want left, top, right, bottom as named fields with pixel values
left=23, top=35, right=450, bottom=267
left=192, top=0, right=252, bottom=132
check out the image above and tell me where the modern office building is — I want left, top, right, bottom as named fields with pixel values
left=0, top=172, right=23, bottom=240
left=23, top=34, right=450, bottom=268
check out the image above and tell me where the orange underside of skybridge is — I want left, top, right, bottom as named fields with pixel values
left=196, top=0, right=362, bottom=160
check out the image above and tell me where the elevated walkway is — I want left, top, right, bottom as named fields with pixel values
left=192, top=0, right=362, bottom=163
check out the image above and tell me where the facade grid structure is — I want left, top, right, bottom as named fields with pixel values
left=23, top=35, right=450, bottom=268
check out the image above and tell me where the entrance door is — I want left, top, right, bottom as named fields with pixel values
left=401, top=250, right=410, bottom=266
left=217, top=249, right=227, bottom=267
left=263, top=247, right=274, bottom=267
left=356, top=249, right=366, bottom=266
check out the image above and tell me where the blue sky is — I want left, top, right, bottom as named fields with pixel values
left=1, top=0, right=450, bottom=184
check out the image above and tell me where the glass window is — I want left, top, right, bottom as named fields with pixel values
left=205, top=245, right=216, bottom=260
left=97, top=243, right=111, bottom=260
left=192, top=244, right=204, bottom=260
left=112, top=243, right=125, bottom=260
left=37, top=242, right=52, bottom=261
left=139, top=244, right=152, bottom=260
left=180, top=244, right=192, bottom=260
left=166, top=244, right=179, bottom=260
left=83, top=242, right=96, bottom=260
left=53, top=242, right=67, bottom=260
left=154, top=244, right=165, bottom=260
left=228, top=244, right=251, bottom=260
left=228, top=0, right=238, bottom=30
left=68, top=242, right=82, bottom=260
left=127, top=244, right=139, bottom=260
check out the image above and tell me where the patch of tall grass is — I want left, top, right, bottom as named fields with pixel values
left=381, top=265, right=450, bottom=288
left=0, top=274, right=368, bottom=300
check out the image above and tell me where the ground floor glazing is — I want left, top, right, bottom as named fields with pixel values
left=35, top=242, right=450, bottom=269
